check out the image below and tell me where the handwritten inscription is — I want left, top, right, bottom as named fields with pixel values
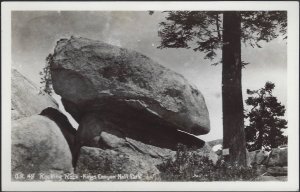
left=13, top=172, right=144, bottom=181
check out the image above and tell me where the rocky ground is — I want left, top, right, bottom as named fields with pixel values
left=207, top=140, right=288, bottom=181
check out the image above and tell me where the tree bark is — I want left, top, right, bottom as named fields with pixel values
left=222, top=12, right=246, bottom=166
left=215, top=14, right=221, bottom=40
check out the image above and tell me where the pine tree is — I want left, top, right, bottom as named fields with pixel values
left=245, top=82, right=287, bottom=151
left=156, top=11, right=287, bottom=166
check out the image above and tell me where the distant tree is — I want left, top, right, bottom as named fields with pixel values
left=245, top=82, right=287, bottom=151
left=156, top=11, right=287, bottom=166
left=39, top=54, right=53, bottom=95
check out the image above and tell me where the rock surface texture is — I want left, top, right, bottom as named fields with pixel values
left=49, top=36, right=211, bottom=178
left=266, top=147, right=287, bottom=167
left=12, top=115, right=73, bottom=179
left=11, top=69, right=58, bottom=120
left=11, top=69, right=74, bottom=181
left=247, top=150, right=270, bottom=166
left=249, top=147, right=288, bottom=179
left=76, top=146, right=162, bottom=181
left=40, top=107, right=76, bottom=154
left=50, top=36, right=210, bottom=136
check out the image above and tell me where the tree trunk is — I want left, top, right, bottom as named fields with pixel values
left=222, top=12, right=246, bottom=166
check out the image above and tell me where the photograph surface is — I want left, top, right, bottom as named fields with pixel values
left=2, top=1, right=299, bottom=191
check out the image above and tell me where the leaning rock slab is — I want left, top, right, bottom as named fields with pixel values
left=50, top=36, right=210, bottom=135
left=12, top=115, right=73, bottom=180
left=11, top=69, right=58, bottom=120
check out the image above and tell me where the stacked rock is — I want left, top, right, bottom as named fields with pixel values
left=50, top=36, right=211, bottom=180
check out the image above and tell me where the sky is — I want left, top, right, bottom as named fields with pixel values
left=11, top=11, right=287, bottom=141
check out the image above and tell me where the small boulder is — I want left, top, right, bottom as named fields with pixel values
left=266, top=148, right=287, bottom=167
left=11, top=115, right=73, bottom=180
left=248, top=150, right=270, bottom=166
left=100, top=131, right=126, bottom=149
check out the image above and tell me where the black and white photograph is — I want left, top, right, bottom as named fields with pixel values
left=1, top=1, right=299, bottom=191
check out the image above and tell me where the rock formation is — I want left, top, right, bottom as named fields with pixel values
left=247, top=147, right=287, bottom=177
left=11, top=69, right=74, bottom=180
left=247, top=149, right=270, bottom=166
left=76, top=146, right=162, bottom=181
left=40, top=107, right=76, bottom=154
left=208, top=139, right=288, bottom=180
left=49, top=36, right=211, bottom=176
left=266, top=147, right=287, bottom=167
left=12, top=115, right=73, bottom=180
left=11, top=36, right=213, bottom=181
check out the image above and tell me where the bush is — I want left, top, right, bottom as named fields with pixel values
left=158, top=144, right=258, bottom=181
left=39, top=54, right=53, bottom=95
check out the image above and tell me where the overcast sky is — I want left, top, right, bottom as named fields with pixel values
left=11, top=11, right=287, bottom=141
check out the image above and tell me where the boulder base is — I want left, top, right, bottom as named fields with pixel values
left=74, top=112, right=205, bottom=155
left=76, top=146, right=161, bottom=181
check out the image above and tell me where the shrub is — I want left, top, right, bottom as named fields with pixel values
left=158, top=144, right=258, bottom=181
left=39, top=54, right=53, bottom=95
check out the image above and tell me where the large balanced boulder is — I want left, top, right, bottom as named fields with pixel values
left=50, top=36, right=210, bottom=136
left=11, top=115, right=73, bottom=180
left=11, top=69, right=58, bottom=120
